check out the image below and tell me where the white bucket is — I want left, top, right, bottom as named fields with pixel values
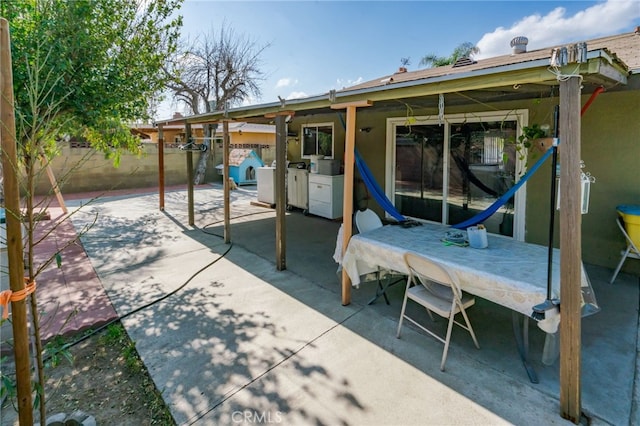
left=467, top=226, right=488, bottom=249
left=309, top=155, right=324, bottom=174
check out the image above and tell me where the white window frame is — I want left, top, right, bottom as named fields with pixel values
left=385, top=109, right=529, bottom=241
left=300, top=122, right=334, bottom=159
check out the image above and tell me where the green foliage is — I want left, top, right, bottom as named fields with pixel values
left=519, top=123, right=548, bottom=145
left=420, top=42, right=480, bottom=68
left=43, top=336, right=74, bottom=368
left=0, top=356, right=16, bottom=402
left=100, top=323, right=127, bottom=346
left=3, top=0, right=184, bottom=158
left=123, top=341, right=141, bottom=372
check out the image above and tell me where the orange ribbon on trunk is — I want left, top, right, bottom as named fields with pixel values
left=0, top=278, right=36, bottom=319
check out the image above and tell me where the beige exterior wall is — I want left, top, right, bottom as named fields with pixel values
left=525, top=89, right=640, bottom=274
left=31, top=136, right=278, bottom=196
left=31, top=142, right=221, bottom=195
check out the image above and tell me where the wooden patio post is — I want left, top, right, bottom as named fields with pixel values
left=341, top=106, right=356, bottom=305
left=331, top=100, right=372, bottom=305
left=158, top=124, right=165, bottom=211
left=186, top=122, right=194, bottom=226
left=222, top=120, right=231, bottom=244
left=558, top=76, right=583, bottom=423
left=0, top=17, right=33, bottom=425
left=274, top=115, right=287, bottom=270
left=40, top=151, right=67, bottom=214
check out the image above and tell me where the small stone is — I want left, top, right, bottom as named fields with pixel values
left=65, top=410, right=88, bottom=425
left=81, top=415, right=96, bottom=426
left=44, top=412, right=67, bottom=426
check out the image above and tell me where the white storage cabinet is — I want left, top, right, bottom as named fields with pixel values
left=308, top=174, right=344, bottom=219
left=256, top=167, right=276, bottom=204
left=287, top=168, right=309, bottom=212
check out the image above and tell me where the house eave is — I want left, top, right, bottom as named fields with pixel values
left=154, top=48, right=628, bottom=126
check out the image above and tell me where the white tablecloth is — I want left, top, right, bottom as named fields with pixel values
left=342, top=222, right=599, bottom=332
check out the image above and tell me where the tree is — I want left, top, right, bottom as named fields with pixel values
left=163, top=24, right=269, bottom=184
left=419, top=42, right=479, bottom=68
left=0, top=1, right=183, bottom=423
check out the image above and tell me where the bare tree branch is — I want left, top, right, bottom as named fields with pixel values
left=163, top=23, right=269, bottom=114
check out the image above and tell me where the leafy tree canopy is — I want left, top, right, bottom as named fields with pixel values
left=2, top=0, right=184, bottom=162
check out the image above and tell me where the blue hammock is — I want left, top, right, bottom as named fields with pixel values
left=352, top=142, right=552, bottom=229
left=342, top=110, right=550, bottom=229
left=451, top=146, right=554, bottom=229
left=355, top=150, right=407, bottom=222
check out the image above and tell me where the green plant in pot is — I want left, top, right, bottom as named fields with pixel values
left=514, top=124, right=549, bottom=161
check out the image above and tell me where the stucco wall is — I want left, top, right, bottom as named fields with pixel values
left=31, top=142, right=221, bottom=195
left=525, top=89, right=640, bottom=274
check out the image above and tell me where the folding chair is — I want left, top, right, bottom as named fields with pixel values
left=355, top=209, right=405, bottom=305
left=397, top=252, right=479, bottom=371
left=610, top=216, right=640, bottom=284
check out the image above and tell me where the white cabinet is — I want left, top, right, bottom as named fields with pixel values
left=308, top=174, right=344, bottom=219
left=287, top=168, right=309, bottom=211
left=256, top=167, right=276, bottom=204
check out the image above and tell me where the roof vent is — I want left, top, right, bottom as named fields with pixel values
left=452, top=57, right=477, bottom=68
left=510, top=36, right=529, bottom=54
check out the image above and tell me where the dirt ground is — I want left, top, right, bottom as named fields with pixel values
left=1, top=323, right=175, bottom=425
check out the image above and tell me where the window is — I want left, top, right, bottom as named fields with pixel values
left=301, top=123, right=333, bottom=158
left=387, top=110, right=528, bottom=240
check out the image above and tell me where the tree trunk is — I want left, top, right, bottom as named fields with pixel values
left=194, top=124, right=214, bottom=185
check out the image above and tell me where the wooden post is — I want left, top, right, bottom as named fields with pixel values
left=330, top=100, right=371, bottom=305
left=186, top=123, right=194, bottom=226
left=340, top=106, right=357, bottom=305
left=0, top=17, right=33, bottom=425
left=40, top=152, right=67, bottom=214
left=222, top=120, right=231, bottom=244
left=274, top=115, right=287, bottom=270
left=158, top=125, right=165, bottom=211
left=559, top=76, right=582, bottom=423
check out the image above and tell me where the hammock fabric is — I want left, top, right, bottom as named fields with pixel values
left=354, top=150, right=407, bottom=222
left=451, top=146, right=554, bottom=229
left=353, top=145, right=553, bottom=229
left=451, top=153, right=499, bottom=197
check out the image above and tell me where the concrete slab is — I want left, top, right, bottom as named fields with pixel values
left=199, top=307, right=573, bottom=426
left=115, top=248, right=360, bottom=425
left=67, top=184, right=640, bottom=426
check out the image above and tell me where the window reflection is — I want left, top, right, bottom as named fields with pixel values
left=394, top=121, right=516, bottom=236
left=302, top=124, right=333, bottom=158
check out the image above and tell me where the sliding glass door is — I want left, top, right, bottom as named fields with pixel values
left=388, top=111, right=527, bottom=238
left=394, top=124, right=445, bottom=223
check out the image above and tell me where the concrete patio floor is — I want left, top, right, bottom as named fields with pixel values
left=7, top=183, right=639, bottom=425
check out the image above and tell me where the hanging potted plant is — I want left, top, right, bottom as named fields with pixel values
left=518, top=123, right=553, bottom=154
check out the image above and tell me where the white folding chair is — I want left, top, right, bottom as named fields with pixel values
left=610, top=216, right=640, bottom=284
left=355, top=209, right=405, bottom=305
left=397, top=252, right=479, bottom=371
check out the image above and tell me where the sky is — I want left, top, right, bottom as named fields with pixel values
left=156, top=0, right=640, bottom=119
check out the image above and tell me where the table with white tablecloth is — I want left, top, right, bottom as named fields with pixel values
left=342, top=221, right=599, bottom=382
left=342, top=221, right=598, bottom=333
